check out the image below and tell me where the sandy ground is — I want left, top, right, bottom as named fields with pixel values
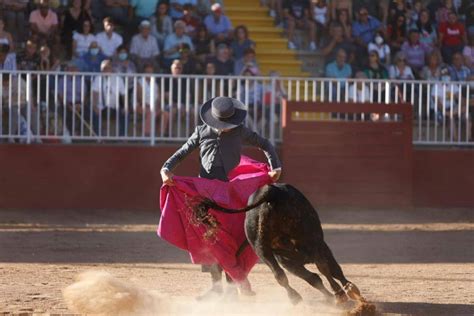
left=0, top=207, right=473, bottom=315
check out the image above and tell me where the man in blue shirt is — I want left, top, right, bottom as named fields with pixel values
left=163, top=20, right=194, bottom=70
left=352, top=7, right=382, bottom=48
left=325, top=49, right=352, bottom=79
left=203, top=3, right=232, bottom=45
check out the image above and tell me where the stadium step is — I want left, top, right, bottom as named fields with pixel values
left=225, top=6, right=269, bottom=16
left=228, top=16, right=274, bottom=27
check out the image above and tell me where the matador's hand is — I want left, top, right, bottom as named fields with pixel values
left=161, top=169, right=175, bottom=186
left=268, top=169, right=281, bottom=182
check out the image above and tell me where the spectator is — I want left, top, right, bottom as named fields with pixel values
left=180, top=4, right=201, bottom=38
left=325, top=48, right=352, bottom=80
left=363, top=50, right=389, bottom=79
left=401, top=29, right=432, bottom=75
left=112, top=45, right=137, bottom=74
left=95, top=17, right=123, bottom=58
left=0, top=43, right=16, bottom=71
left=2, top=0, right=28, bottom=43
left=463, top=1, right=474, bottom=36
left=336, top=8, right=352, bottom=40
left=163, top=20, right=194, bottom=70
left=348, top=71, right=370, bottom=102
left=439, top=11, right=467, bottom=64
left=179, top=43, right=198, bottom=74
left=230, top=25, right=256, bottom=60
left=430, top=66, right=461, bottom=123
left=368, top=30, right=391, bottom=66
left=72, top=20, right=96, bottom=57
left=283, top=0, right=317, bottom=50
left=204, top=3, right=233, bottom=45
left=130, top=20, right=160, bottom=71
left=449, top=52, right=472, bottom=81
left=421, top=50, right=444, bottom=80
left=169, top=0, right=197, bottom=20
left=164, top=59, right=191, bottom=134
left=463, top=33, right=474, bottom=70
left=416, top=9, right=438, bottom=49
left=91, top=0, right=129, bottom=27
left=91, top=59, right=127, bottom=136
left=150, top=2, right=174, bottom=49
left=269, top=0, right=284, bottom=24
left=130, top=0, right=160, bottom=26
left=436, top=0, right=458, bottom=25
left=29, top=0, right=59, bottom=46
left=239, top=65, right=263, bottom=117
left=388, top=0, right=408, bottom=24
left=0, top=18, right=14, bottom=52
left=321, top=23, right=355, bottom=65
left=389, top=51, right=415, bottom=80
left=78, top=41, right=106, bottom=72
left=387, top=13, right=407, bottom=54
left=208, top=43, right=234, bottom=75
left=234, top=48, right=260, bottom=76
left=17, top=39, right=40, bottom=72
left=330, top=0, right=352, bottom=21
left=353, top=0, right=384, bottom=22
left=193, top=25, right=215, bottom=66
left=61, top=0, right=93, bottom=59
left=311, top=0, right=329, bottom=47
left=352, top=6, right=382, bottom=54
left=407, top=0, right=423, bottom=29
left=38, top=44, right=60, bottom=71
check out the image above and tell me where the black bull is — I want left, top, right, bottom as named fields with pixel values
left=194, top=183, right=368, bottom=305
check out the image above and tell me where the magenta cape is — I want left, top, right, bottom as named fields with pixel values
left=157, top=157, right=272, bottom=282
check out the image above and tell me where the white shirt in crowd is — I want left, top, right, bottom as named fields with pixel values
left=348, top=83, right=370, bottom=103
left=92, top=75, right=126, bottom=110
left=368, top=43, right=391, bottom=63
left=138, top=78, right=159, bottom=106
left=389, top=65, right=414, bottom=80
left=130, top=34, right=160, bottom=59
left=73, top=32, right=96, bottom=56
left=95, top=31, right=123, bottom=57
left=430, top=82, right=460, bottom=110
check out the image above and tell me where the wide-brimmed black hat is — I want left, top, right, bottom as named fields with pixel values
left=200, top=97, right=247, bottom=130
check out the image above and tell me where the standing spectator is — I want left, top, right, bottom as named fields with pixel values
left=204, top=3, right=233, bottom=45
left=352, top=6, right=382, bottom=50
left=130, top=0, right=159, bottom=26
left=180, top=4, right=201, bottom=38
left=387, top=13, right=407, bottom=54
left=234, top=48, right=260, bottom=75
left=401, top=29, right=432, bottom=76
left=311, top=0, right=329, bottom=47
left=463, top=34, right=474, bottom=70
left=368, top=30, right=391, bottom=66
left=2, top=0, right=28, bottom=43
left=283, top=0, right=317, bottom=50
left=17, top=39, right=40, bottom=72
left=0, top=43, right=16, bottom=71
left=0, top=18, right=14, bottom=52
left=78, top=41, right=107, bottom=72
left=112, top=45, right=137, bottom=74
left=208, top=43, right=234, bottom=76
left=230, top=25, right=256, bottom=60
left=363, top=50, right=389, bottom=79
left=416, top=9, right=438, bottom=49
left=163, top=20, right=194, bottom=70
left=29, top=0, right=59, bottom=46
left=421, top=50, right=444, bottom=80
left=130, top=20, right=160, bottom=71
left=389, top=52, right=415, bottom=79
left=321, top=23, right=355, bottom=65
left=179, top=43, right=198, bottom=74
left=61, top=0, right=93, bottom=59
left=72, top=20, right=96, bottom=57
left=330, top=0, right=352, bottom=21
left=336, top=8, right=352, bottom=40
left=449, top=52, right=472, bottom=81
left=95, top=17, right=123, bottom=58
left=439, top=11, right=467, bottom=64
left=150, top=2, right=173, bottom=49
left=325, top=49, right=352, bottom=80
left=91, top=59, right=127, bottom=136
left=193, top=25, right=215, bottom=66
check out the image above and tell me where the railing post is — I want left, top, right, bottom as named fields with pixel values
left=270, top=77, right=276, bottom=145
left=26, top=72, right=32, bottom=144
left=150, top=75, right=156, bottom=146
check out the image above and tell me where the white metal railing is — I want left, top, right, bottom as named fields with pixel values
left=0, top=70, right=472, bottom=146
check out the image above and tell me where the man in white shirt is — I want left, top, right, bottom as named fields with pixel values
left=130, top=20, right=160, bottom=71
left=91, top=60, right=127, bottom=137
left=95, top=17, right=123, bottom=58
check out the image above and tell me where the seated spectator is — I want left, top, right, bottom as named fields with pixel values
left=368, top=30, right=391, bottom=66
left=150, top=2, right=173, bottom=49
left=163, top=20, right=194, bottom=70
left=310, top=0, right=329, bottom=47
left=230, top=25, right=256, bottom=60
left=112, top=45, right=137, bottom=74
left=353, top=0, right=384, bottom=23
left=208, top=43, right=234, bottom=75
left=61, top=0, right=93, bottom=59
left=435, top=0, right=459, bottom=25
left=193, top=25, right=215, bottom=65
left=164, top=59, right=191, bottom=134
left=449, top=52, right=472, bottom=81
left=363, top=50, right=389, bottom=79
left=234, top=48, right=260, bottom=76
left=269, top=0, right=284, bottom=24
left=95, top=17, right=123, bottom=58
left=91, top=0, right=129, bottom=27
left=283, top=0, right=317, bottom=50
left=204, top=3, right=233, bottom=45
left=179, top=43, right=199, bottom=74
left=180, top=4, right=201, bottom=38
left=78, top=41, right=107, bottom=72
left=439, top=11, right=467, bottom=64
left=463, top=34, right=474, bottom=70
left=421, top=50, right=444, bottom=81
left=91, top=59, right=127, bottom=136
left=389, top=51, right=415, bottom=80
left=169, top=0, right=198, bottom=20
left=17, top=40, right=40, bottom=72
left=336, top=8, right=352, bottom=40
left=0, top=18, right=14, bottom=52
left=130, top=0, right=159, bottom=26
left=388, top=0, right=408, bottom=24
left=352, top=6, right=382, bottom=48
left=430, top=66, right=461, bottom=123
left=38, top=44, right=60, bottom=71
left=239, top=66, right=263, bottom=120
left=348, top=71, right=370, bottom=103
left=130, top=20, right=160, bottom=71
left=29, top=0, right=59, bottom=46
left=401, top=29, right=432, bottom=75
left=321, top=23, right=355, bottom=65
left=0, top=43, right=16, bottom=71
left=416, top=9, right=437, bottom=49
left=73, top=20, right=96, bottom=57
left=2, top=0, right=28, bottom=43
left=330, top=0, right=352, bottom=21
left=325, top=48, right=352, bottom=80
left=407, top=0, right=422, bottom=29
left=387, top=13, right=407, bottom=54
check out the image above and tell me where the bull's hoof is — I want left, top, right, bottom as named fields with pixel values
left=344, top=282, right=365, bottom=302
left=288, top=290, right=303, bottom=305
left=335, top=289, right=349, bottom=305
left=196, top=284, right=223, bottom=301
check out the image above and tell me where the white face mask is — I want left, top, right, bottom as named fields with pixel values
left=375, top=36, right=383, bottom=45
left=441, top=76, right=450, bottom=82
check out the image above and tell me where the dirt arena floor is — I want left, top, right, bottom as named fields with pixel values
left=0, top=207, right=473, bottom=315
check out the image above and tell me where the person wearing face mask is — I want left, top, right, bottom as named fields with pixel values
left=368, top=30, right=391, bottom=65
left=78, top=41, right=106, bottom=72
left=113, top=45, right=137, bottom=74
